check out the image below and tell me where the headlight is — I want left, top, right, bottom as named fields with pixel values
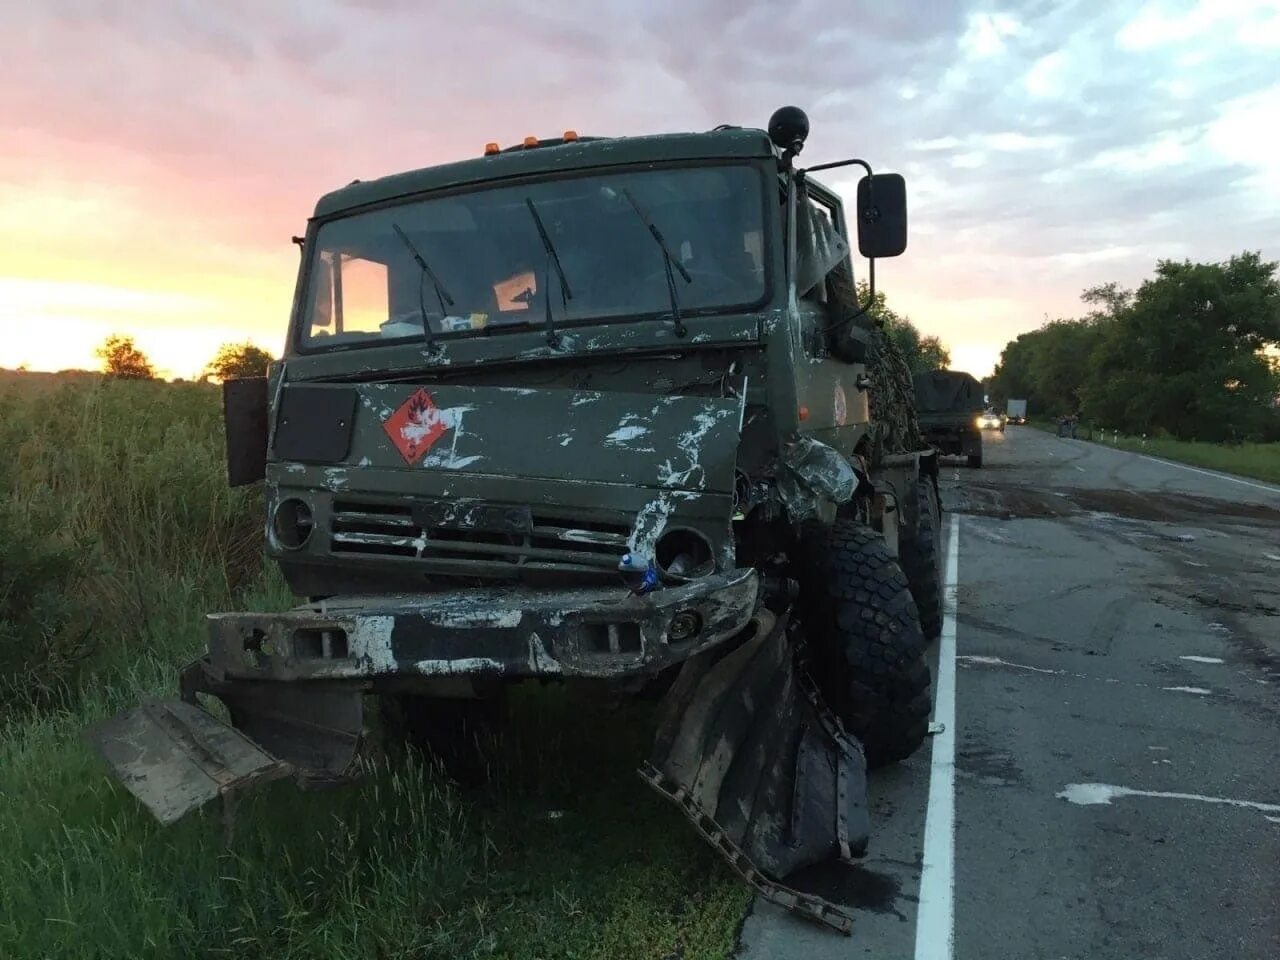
left=272, top=498, right=314, bottom=549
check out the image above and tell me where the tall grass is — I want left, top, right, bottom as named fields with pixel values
left=0, top=377, right=269, bottom=705
left=0, top=375, right=748, bottom=959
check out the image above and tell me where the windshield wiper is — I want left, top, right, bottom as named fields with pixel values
left=391, top=222, right=454, bottom=351
left=621, top=188, right=691, bottom=337
left=524, top=198, right=572, bottom=347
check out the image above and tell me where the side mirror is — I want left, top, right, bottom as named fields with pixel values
left=855, top=173, right=907, bottom=258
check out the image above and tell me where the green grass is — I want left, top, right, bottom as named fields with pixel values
left=0, top=374, right=750, bottom=960
left=1030, top=419, right=1280, bottom=485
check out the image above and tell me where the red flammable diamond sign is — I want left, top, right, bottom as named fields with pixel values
left=382, top=388, right=447, bottom=464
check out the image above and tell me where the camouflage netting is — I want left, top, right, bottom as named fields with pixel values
left=823, top=257, right=924, bottom=464
left=866, top=327, right=925, bottom=460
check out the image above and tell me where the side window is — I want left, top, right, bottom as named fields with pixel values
left=801, top=196, right=837, bottom=307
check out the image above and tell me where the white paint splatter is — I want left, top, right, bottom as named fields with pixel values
left=348, top=615, right=397, bottom=672
left=422, top=453, right=483, bottom=470
left=627, top=494, right=675, bottom=561
left=528, top=634, right=562, bottom=674
left=606, top=424, right=649, bottom=444
left=1057, top=782, right=1280, bottom=815
left=1178, top=656, right=1224, bottom=664
left=656, top=408, right=732, bottom=490
left=357, top=456, right=372, bottom=466
left=1162, top=685, right=1211, bottom=695
left=322, top=467, right=349, bottom=491
left=956, top=655, right=1064, bottom=675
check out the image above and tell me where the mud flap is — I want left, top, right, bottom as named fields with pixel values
left=641, top=609, right=869, bottom=935
left=87, top=669, right=365, bottom=825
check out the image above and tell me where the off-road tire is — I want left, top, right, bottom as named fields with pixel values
left=387, top=694, right=506, bottom=785
left=967, top=452, right=983, bottom=468
left=901, top=478, right=943, bottom=640
left=798, top=522, right=932, bottom=768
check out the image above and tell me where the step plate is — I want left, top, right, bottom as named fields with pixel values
left=87, top=699, right=289, bottom=824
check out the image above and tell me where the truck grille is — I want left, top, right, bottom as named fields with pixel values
left=328, top=499, right=630, bottom=574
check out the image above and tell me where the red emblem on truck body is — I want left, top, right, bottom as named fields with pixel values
left=382, top=388, right=447, bottom=464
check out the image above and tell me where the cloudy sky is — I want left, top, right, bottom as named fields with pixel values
left=2, top=0, right=1277, bottom=378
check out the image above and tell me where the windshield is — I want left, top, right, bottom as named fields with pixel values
left=299, top=164, right=767, bottom=349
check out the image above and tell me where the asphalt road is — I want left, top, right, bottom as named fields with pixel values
left=739, top=425, right=1280, bottom=959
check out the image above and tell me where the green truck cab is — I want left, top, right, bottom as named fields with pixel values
left=91, top=108, right=941, bottom=932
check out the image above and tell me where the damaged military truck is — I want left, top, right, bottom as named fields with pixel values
left=89, top=107, right=942, bottom=933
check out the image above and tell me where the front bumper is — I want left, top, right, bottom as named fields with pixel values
left=204, top=569, right=759, bottom=683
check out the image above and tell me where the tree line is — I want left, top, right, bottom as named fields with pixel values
left=95, top=336, right=274, bottom=383
left=989, top=252, right=1280, bottom=443
left=857, top=281, right=951, bottom=374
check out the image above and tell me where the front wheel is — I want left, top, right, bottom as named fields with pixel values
left=967, top=452, right=983, bottom=468
left=798, top=522, right=932, bottom=767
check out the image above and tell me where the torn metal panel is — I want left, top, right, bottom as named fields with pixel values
left=644, top=609, right=868, bottom=933
left=776, top=435, right=858, bottom=523
left=86, top=699, right=288, bottom=824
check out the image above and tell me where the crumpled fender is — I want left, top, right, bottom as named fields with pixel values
left=642, top=608, right=868, bottom=934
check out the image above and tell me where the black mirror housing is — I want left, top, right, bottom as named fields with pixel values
left=855, top=173, right=907, bottom=258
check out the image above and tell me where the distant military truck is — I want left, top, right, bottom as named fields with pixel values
left=913, top=370, right=985, bottom=468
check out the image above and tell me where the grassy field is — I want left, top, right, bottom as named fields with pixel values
left=1031, top=420, right=1280, bottom=485
left=0, top=374, right=749, bottom=960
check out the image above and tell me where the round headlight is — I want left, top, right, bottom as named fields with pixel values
left=272, top=498, right=314, bottom=550
left=655, top=528, right=716, bottom=582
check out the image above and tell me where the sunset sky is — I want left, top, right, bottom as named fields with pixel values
left=3, top=1, right=1278, bottom=379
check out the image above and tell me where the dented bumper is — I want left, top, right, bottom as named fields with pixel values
left=204, top=569, right=759, bottom=683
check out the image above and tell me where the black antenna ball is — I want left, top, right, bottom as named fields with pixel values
left=768, top=106, right=809, bottom=155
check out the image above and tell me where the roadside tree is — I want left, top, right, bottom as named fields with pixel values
left=95, top=335, right=155, bottom=380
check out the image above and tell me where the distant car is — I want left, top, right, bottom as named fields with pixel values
left=1006, top=414, right=1026, bottom=425
left=978, top=411, right=1004, bottom=432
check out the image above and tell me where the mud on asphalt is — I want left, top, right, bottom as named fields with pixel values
left=947, top=476, right=1280, bottom=684
left=949, top=481, right=1280, bottom=527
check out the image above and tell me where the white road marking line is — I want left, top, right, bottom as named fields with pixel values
left=1073, top=465, right=1085, bottom=472
left=914, top=514, right=959, bottom=960
left=1162, top=685, right=1211, bottom=695
left=1057, top=782, right=1280, bottom=815
left=1178, top=656, right=1224, bottom=664
left=1133, top=453, right=1280, bottom=494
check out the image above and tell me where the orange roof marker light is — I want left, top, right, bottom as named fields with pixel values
left=483, top=142, right=500, bottom=156
left=563, top=130, right=579, bottom=142
left=523, top=135, right=539, bottom=149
